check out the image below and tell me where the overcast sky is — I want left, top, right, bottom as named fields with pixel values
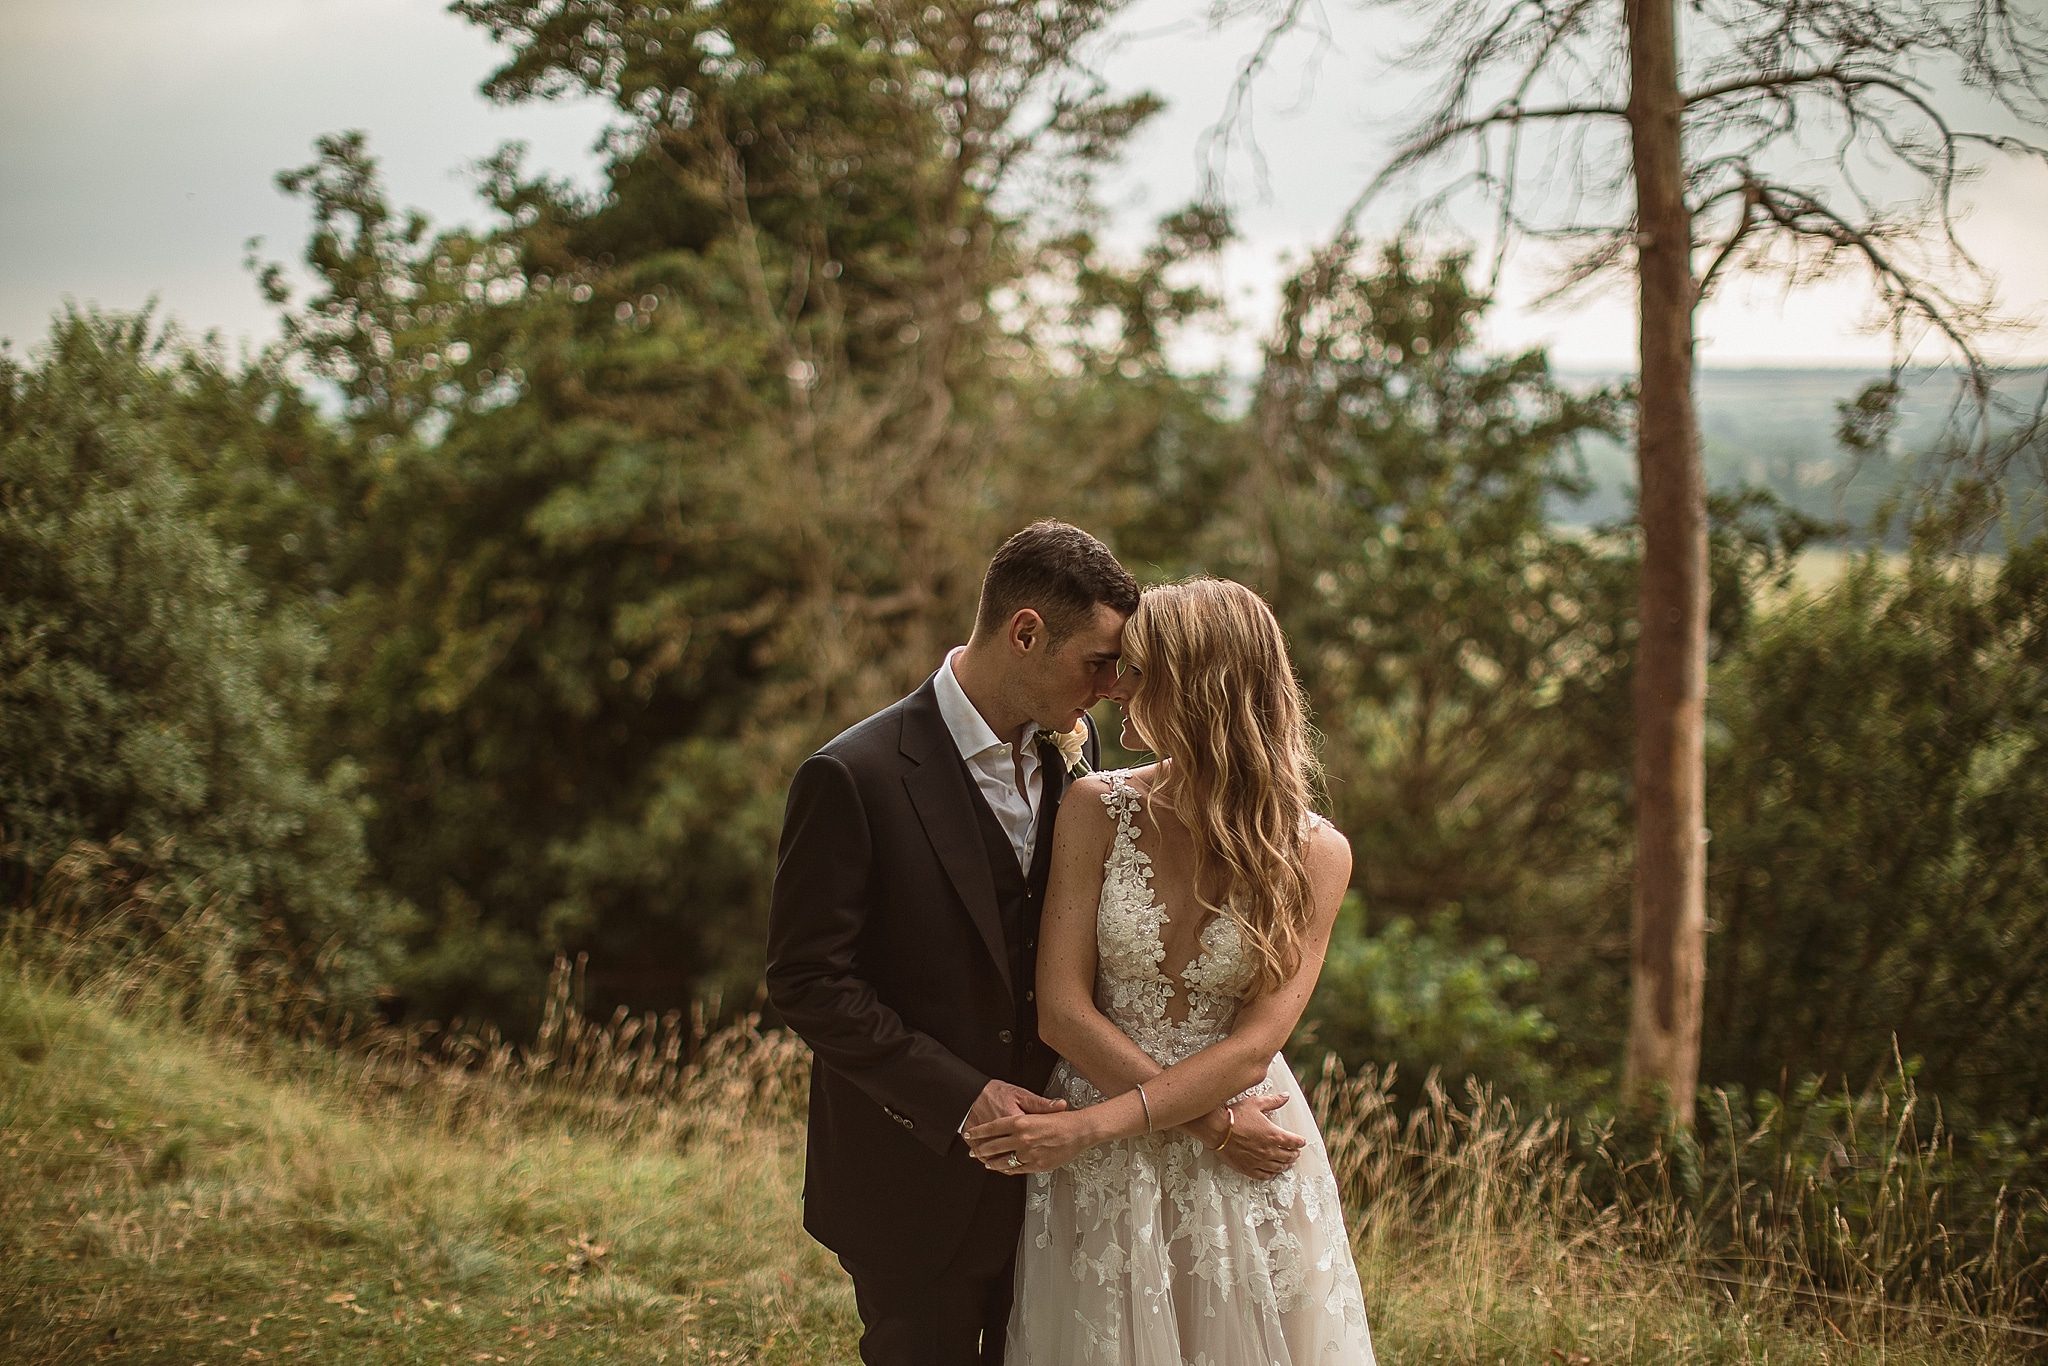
left=4, top=0, right=2044, bottom=371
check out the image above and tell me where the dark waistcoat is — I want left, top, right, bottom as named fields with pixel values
left=961, top=753, right=1057, bottom=1072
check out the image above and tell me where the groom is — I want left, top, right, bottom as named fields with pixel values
left=765, top=521, right=1137, bottom=1364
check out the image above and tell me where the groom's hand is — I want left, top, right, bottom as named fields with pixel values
left=962, top=1079, right=1067, bottom=1134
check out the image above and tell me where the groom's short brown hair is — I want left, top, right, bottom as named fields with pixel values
left=975, top=521, right=1138, bottom=648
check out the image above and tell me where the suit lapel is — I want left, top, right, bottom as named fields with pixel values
left=1028, top=731, right=1065, bottom=890
left=901, top=678, right=1013, bottom=996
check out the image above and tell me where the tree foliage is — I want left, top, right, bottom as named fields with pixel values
left=1198, top=242, right=1835, bottom=1094
left=1227, top=242, right=1634, bottom=934
left=0, top=313, right=396, bottom=998
left=1706, top=541, right=2048, bottom=1127
left=254, top=0, right=1229, bottom=1022
left=1301, top=896, right=1562, bottom=1105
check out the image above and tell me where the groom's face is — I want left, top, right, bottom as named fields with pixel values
left=1021, top=602, right=1126, bottom=732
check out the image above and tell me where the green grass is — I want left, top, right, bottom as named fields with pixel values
left=0, top=977, right=853, bottom=1362
left=2, top=959, right=2039, bottom=1363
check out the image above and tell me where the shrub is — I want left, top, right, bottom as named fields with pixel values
left=0, top=311, right=399, bottom=1003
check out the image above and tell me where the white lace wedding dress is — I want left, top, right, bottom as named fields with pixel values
left=1006, top=772, right=1375, bottom=1364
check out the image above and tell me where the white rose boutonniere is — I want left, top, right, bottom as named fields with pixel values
left=1039, top=720, right=1090, bottom=779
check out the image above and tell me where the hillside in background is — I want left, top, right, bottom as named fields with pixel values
left=1557, top=367, right=2047, bottom=536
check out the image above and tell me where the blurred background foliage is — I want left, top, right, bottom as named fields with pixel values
left=3, top=0, right=2046, bottom=1237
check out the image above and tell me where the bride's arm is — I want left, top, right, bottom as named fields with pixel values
left=971, top=820, right=1351, bottom=1172
left=1033, top=778, right=1303, bottom=1170
left=1031, top=776, right=1222, bottom=1130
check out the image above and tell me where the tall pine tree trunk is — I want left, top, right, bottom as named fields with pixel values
left=1623, top=0, right=1708, bottom=1126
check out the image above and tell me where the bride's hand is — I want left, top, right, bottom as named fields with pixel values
left=964, top=1109, right=1099, bottom=1175
left=1216, top=1095, right=1305, bottom=1181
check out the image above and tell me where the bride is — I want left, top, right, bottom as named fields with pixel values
left=965, top=577, right=1375, bottom=1363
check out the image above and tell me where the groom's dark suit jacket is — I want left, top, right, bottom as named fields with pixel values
left=765, top=674, right=1096, bottom=1279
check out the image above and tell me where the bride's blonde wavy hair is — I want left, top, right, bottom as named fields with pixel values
left=1120, top=578, right=1324, bottom=997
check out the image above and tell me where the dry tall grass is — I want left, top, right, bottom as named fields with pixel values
left=1311, top=1057, right=2048, bottom=1359
left=7, top=872, right=2046, bottom=1361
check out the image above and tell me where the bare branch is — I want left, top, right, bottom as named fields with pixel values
left=1199, top=0, right=1330, bottom=205
left=1696, top=181, right=1761, bottom=302
left=1746, top=179, right=1996, bottom=439
left=1340, top=100, right=1628, bottom=235
left=1525, top=228, right=1632, bottom=307
left=1685, top=63, right=1879, bottom=109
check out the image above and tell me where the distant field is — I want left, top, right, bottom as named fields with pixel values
left=1779, top=544, right=2007, bottom=595
left=1550, top=525, right=1999, bottom=597
left=1555, top=366, right=2047, bottom=535
left=1787, top=544, right=1876, bottom=592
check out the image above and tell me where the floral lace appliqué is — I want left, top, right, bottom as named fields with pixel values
left=1006, top=771, right=1374, bottom=1363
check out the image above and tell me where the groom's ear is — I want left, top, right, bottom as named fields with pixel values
left=1008, top=607, right=1045, bottom=655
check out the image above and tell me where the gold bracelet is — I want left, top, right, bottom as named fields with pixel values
left=1136, top=1082, right=1154, bottom=1133
left=1214, top=1105, right=1236, bottom=1153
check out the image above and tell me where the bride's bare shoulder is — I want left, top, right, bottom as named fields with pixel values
left=1059, top=771, right=1115, bottom=811
left=1304, top=816, right=1353, bottom=892
left=1114, top=761, right=1166, bottom=796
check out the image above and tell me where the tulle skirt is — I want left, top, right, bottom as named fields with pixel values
left=1005, top=1054, right=1375, bottom=1365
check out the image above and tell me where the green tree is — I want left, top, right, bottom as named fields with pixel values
left=1300, top=895, right=1562, bottom=1104
left=1705, top=540, right=2048, bottom=1127
left=0, top=312, right=396, bottom=999
left=1209, top=245, right=1827, bottom=1092
left=1228, top=243, right=1632, bottom=935
left=994, top=204, right=1245, bottom=579
left=266, top=0, right=1195, bottom=1022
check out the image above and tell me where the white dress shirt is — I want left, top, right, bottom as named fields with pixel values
left=934, top=647, right=1042, bottom=874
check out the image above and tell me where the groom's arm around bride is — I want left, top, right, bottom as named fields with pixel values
left=767, top=748, right=1063, bottom=1152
